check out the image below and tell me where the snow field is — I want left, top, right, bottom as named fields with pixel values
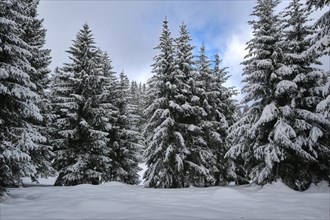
left=1, top=181, right=329, bottom=220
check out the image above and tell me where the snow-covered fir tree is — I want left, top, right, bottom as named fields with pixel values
left=144, top=20, right=215, bottom=188
left=279, top=0, right=330, bottom=189
left=107, top=71, right=141, bottom=185
left=196, top=45, right=237, bottom=185
left=144, top=19, right=188, bottom=188
left=138, top=82, right=147, bottom=131
left=212, top=53, right=237, bottom=128
left=52, top=24, right=112, bottom=186
left=226, top=0, right=330, bottom=190
left=0, top=0, right=52, bottom=187
left=22, top=0, right=55, bottom=181
left=307, top=0, right=330, bottom=158
left=226, top=0, right=285, bottom=187
left=128, top=81, right=143, bottom=135
left=128, top=81, right=145, bottom=161
left=175, top=23, right=217, bottom=187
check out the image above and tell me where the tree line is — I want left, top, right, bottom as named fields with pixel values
left=0, top=0, right=329, bottom=194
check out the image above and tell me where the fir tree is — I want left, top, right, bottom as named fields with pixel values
left=307, top=1, right=330, bottom=154
left=195, top=44, right=223, bottom=186
left=279, top=0, right=330, bottom=189
left=226, top=0, right=285, bottom=187
left=196, top=45, right=238, bottom=185
left=52, top=24, right=111, bottom=186
left=0, top=0, right=48, bottom=187
left=129, top=81, right=145, bottom=161
left=144, top=20, right=215, bottom=188
left=144, top=18, right=190, bottom=188
left=107, top=71, right=141, bottom=185
left=174, top=23, right=216, bottom=187
left=226, top=0, right=330, bottom=190
left=22, top=0, right=55, bottom=181
left=212, top=53, right=237, bottom=128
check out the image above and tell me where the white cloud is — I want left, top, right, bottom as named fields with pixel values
left=221, top=27, right=252, bottom=101
left=37, top=0, right=328, bottom=97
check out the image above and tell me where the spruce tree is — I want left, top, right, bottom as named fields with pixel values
left=107, top=71, right=141, bottom=184
left=174, top=24, right=215, bottom=187
left=195, top=44, right=222, bottom=186
left=196, top=45, right=238, bottom=185
left=0, top=0, right=49, bottom=187
left=144, top=20, right=215, bottom=188
left=226, top=0, right=330, bottom=190
left=128, top=81, right=145, bottom=161
left=144, top=19, right=190, bottom=188
left=279, top=0, right=330, bottom=189
left=212, top=53, right=237, bottom=128
left=22, top=0, right=55, bottom=181
left=52, top=24, right=111, bottom=186
left=226, top=0, right=285, bottom=186
left=307, top=0, right=330, bottom=157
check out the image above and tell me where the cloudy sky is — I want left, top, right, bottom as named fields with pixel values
left=37, top=0, right=328, bottom=99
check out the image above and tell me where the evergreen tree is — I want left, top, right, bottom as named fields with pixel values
left=226, top=0, right=330, bottom=190
left=128, top=81, right=145, bottom=161
left=175, top=23, right=215, bottom=187
left=22, top=0, right=55, bottom=181
left=226, top=0, right=285, bottom=187
left=52, top=24, right=111, bottom=186
left=144, top=20, right=214, bottom=188
left=195, top=45, right=223, bottom=186
left=307, top=1, right=330, bottom=153
left=0, top=0, right=49, bottom=187
left=212, top=53, right=237, bottom=128
left=129, top=81, right=142, bottom=135
left=144, top=19, right=189, bottom=188
left=107, top=71, right=141, bottom=185
left=196, top=45, right=238, bottom=185
left=279, top=0, right=330, bottom=189
left=138, top=82, right=147, bottom=131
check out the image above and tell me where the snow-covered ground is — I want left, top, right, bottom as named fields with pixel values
left=1, top=180, right=329, bottom=219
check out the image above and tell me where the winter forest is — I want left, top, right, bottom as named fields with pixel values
left=1, top=0, right=330, bottom=212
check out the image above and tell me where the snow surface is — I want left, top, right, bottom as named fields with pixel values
left=1, top=180, right=329, bottom=219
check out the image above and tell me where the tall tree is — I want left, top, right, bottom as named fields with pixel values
left=144, top=19, right=190, bottom=188
left=307, top=0, right=330, bottom=158
left=144, top=20, right=215, bottom=188
left=279, top=0, right=330, bottom=189
left=22, top=0, right=55, bottom=181
left=195, top=45, right=224, bottom=186
left=52, top=24, right=111, bottom=186
left=226, top=0, right=285, bottom=187
left=128, top=81, right=145, bottom=161
left=0, top=0, right=51, bottom=187
left=107, top=71, right=141, bottom=185
left=174, top=24, right=215, bottom=187
left=196, top=46, right=238, bottom=185
left=226, top=0, right=330, bottom=190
